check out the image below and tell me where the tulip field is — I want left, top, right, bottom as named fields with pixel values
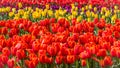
left=0, top=0, right=120, bottom=68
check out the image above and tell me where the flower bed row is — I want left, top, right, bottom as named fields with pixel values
left=0, top=3, right=120, bottom=24
left=0, top=18, right=119, bottom=68
left=1, top=0, right=120, bottom=6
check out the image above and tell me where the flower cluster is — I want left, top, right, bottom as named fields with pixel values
left=0, top=18, right=119, bottom=68
left=0, top=1, right=120, bottom=68
left=0, top=2, right=120, bottom=23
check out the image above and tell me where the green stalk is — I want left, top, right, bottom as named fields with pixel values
left=4, top=64, right=8, bottom=68
left=87, top=59, right=90, bottom=68
left=65, top=64, right=69, bottom=68
left=75, top=60, right=79, bottom=68
left=36, top=63, right=42, bottom=68
left=118, top=59, right=120, bottom=68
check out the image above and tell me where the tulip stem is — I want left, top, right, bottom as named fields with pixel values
left=59, top=64, right=63, bottom=68
left=87, top=59, right=90, bottom=68
left=76, top=60, right=79, bottom=68
left=119, top=59, right=120, bottom=67
left=65, top=64, right=69, bottom=68
left=4, top=64, right=8, bottom=68
left=37, top=63, right=42, bottom=68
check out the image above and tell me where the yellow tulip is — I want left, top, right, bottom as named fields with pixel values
left=12, top=8, right=16, bottom=13
left=46, top=4, right=50, bottom=9
left=101, top=11, right=104, bottom=15
left=94, top=7, right=97, bottom=12
left=105, top=11, right=111, bottom=17
left=48, top=10, right=53, bottom=16
left=18, top=2, right=22, bottom=8
left=111, top=14, right=117, bottom=21
left=91, top=12, right=95, bottom=17
left=18, top=9, right=24, bottom=15
left=102, top=15, right=105, bottom=19
left=80, top=12, right=84, bottom=15
left=87, top=17, right=91, bottom=22
left=85, top=5, right=88, bottom=10
left=22, top=14, right=29, bottom=19
left=32, top=11, right=40, bottom=18
left=14, top=17, right=19, bottom=20
left=68, top=15, right=72, bottom=20
left=114, top=10, right=117, bottom=14
left=117, top=10, right=120, bottom=13
left=44, top=9, right=48, bottom=13
left=72, top=6, right=75, bottom=10
left=89, top=4, right=92, bottom=9
left=75, top=7, right=78, bottom=11
left=71, top=15, right=74, bottom=19
left=14, top=14, right=20, bottom=19
left=59, top=10, right=65, bottom=16
left=6, top=7, right=10, bottom=12
left=71, top=4, right=74, bottom=7
left=81, top=7, right=85, bottom=12
left=86, top=10, right=91, bottom=17
left=55, top=10, right=59, bottom=15
left=58, top=17, right=63, bottom=20
left=42, top=11, right=46, bottom=17
left=102, top=7, right=107, bottom=12
left=39, top=9, right=42, bottom=13
left=28, top=7, right=32, bottom=10
left=9, top=12, right=14, bottom=17
left=1, top=8, right=6, bottom=12
left=36, top=8, right=39, bottom=12
left=77, top=15, right=82, bottom=22
left=64, top=10, right=67, bottom=13
left=0, top=8, right=2, bottom=12
left=94, top=14, right=98, bottom=18
left=55, top=14, right=59, bottom=19
left=72, top=11, right=78, bottom=17
left=114, top=6, right=118, bottom=10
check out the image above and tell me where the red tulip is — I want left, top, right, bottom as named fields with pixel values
left=97, top=49, right=107, bottom=57
left=0, top=62, right=4, bottom=68
left=11, top=46, right=17, bottom=56
left=60, top=46, right=68, bottom=56
left=68, top=41, right=75, bottom=48
left=7, top=58, right=15, bottom=68
left=28, top=53, right=37, bottom=60
left=74, top=44, right=81, bottom=55
left=58, top=26, right=65, bottom=32
left=58, top=18, right=66, bottom=26
left=79, top=51, right=90, bottom=59
left=49, top=18, right=56, bottom=23
left=32, top=41, right=40, bottom=52
left=99, top=60, right=105, bottom=67
left=117, top=50, right=120, bottom=58
left=55, top=56, right=63, bottom=64
left=16, top=49, right=26, bottom=60
left=81, top=59, right=86, bottom=67
left=114, top=31, right=120, bottom=39
left=0, top=27, right=8, bottom=34
left=67, top=55, right=75, bottom=64
left=0, top=46, right=2, bottom=52
left=9, top=28, right=18, bottom=37
left=1, top=55, right=8, bottom=64
left=39, top=55, right=46, bottom=63
left=2, top=47, right=10, bottom=56
left=96, top=19, right=105, bottom=29
left=103, top=56, right=113, bottom=66
left=47, top=45, right=57, bottom=56
left=110, top=48, right=117, bottom=57
left=45, top=57, right=53, bottom=64
left=25, top=60, right=36, bottom=68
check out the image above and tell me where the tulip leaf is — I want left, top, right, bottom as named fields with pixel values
left=94, top=26, right=99, bottom=35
